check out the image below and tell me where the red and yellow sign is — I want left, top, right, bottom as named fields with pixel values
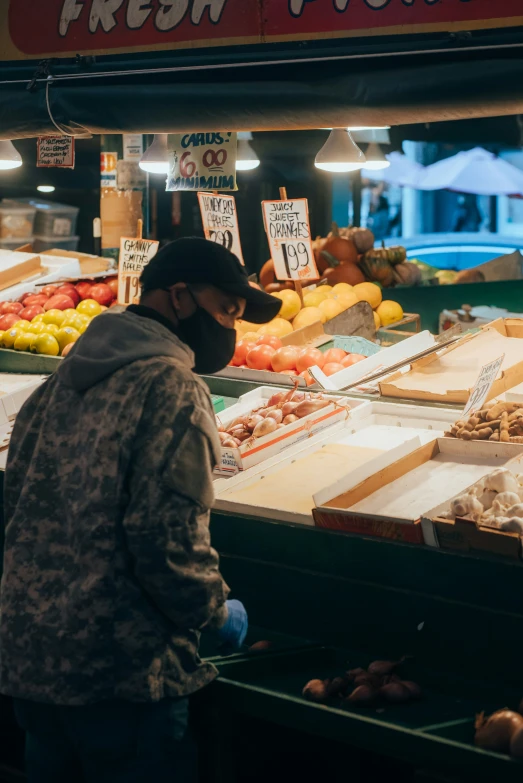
left=2, top=0, right=522, bottom=60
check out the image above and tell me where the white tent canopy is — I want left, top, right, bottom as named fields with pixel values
left=362, top=151, right=423, bottom=187
left=416, top=147, right=523, bottom=197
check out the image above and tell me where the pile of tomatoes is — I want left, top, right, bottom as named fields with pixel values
left=230, top=335, right=366, bottom=385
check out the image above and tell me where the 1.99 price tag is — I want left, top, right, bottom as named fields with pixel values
left=463, top=354, right=505, bottom=418
left=118, top=236, right=159, bottom=306
left=262, top=198, right=319, bottom=281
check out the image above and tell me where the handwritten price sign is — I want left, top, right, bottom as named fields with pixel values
left=198, top=192, right=244, bottom=264
left=118, top=236, right=159, bottom=306
left=167, top=132, right=237, bottom=192
left=261, top=198, right=319, bottom=281
left=463, top=354, right=505, bottom=418
left=37, top=136, right=75, bottom=168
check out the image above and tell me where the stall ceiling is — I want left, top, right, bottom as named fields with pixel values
left=2, top=49, right=523, bottom=139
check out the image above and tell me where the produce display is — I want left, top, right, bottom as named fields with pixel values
left=475, top=708, right=523, bottom=758
left=217, top=388, right=343, bottom=448
left=302, top=658, right=421, bottom=707
left=229, top=332, right=367, bottom=384
left=445, top=401, right=523, bottom=443
left=437, top=466, right=523, bottom=536
left=0, top=277, right=118, bottom=356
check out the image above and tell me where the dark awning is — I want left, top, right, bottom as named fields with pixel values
left=2, top=48, right=523, bottom=140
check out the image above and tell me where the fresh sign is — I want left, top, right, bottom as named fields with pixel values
left=37, top=136, right=75, bottom=168
left=118, top=237, right=159, bottom=306
left=167, top=132, right=237, bottom=192
left=463, top=355, right=505, bottom=418
left=198, top=192, right=243, bottom=264
left=262, top=198, right=318, bottom=282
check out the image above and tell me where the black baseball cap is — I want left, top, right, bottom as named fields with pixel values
left=140, top=237, right=281, bottom=324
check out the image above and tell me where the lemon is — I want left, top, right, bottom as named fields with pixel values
left=30, top=333, right=60, bottom=356
left=332, top=291, right=358, bottom=311
left=303, top=291, right=325, bottom=309
left=257, top=318, right=293, bottom=338
left=331, top=282, right=354, bottom=297
left=318, top=298, right=343, bottom=321
left=376, top=300, right=404, bottom=327
left=272, top=290, right=301, bottom=320
left=56, top=327, right=80, bottom=353
left=14, top=332, right=33, bottom=352
left=42, top=309, right=66, bottom=327
left=353, top=282, right=383, bottom=311
left=292, top=306, right=325, bottom=330
left=77, top=299, right=102, bottom=317
left=2, top=328, right=21, bottom=349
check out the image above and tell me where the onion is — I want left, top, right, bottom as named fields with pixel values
left=302, top=679, right=329, bottom=702
left=221, top=437, right=241, bottom=448
left=234, top=430, right=251, bottom=442
left=368, top=658, right=404, bottom=677
left=354, top=673, right=381, bottom=688
left=254, top=407, right=268, bottom=418
left=281, top=401, right=300, bottom=417
left=294, top=398, right=331, bottom=419
left=380, top=682, right=411, bottom=703
left=283, top=414, right=299, bottom=425
left=229, top=415, right=248, bottom=429
left=326, top=677, right=349, bottom=698
left=510, top=726, right=523, bottom=758
left=475, top=710, right=523, bottom=752
left=267, top=409, right=283, bottom=424
left=346, top=685, right=378, bottom=706
left=253, top=418, right=279, bottom=438
left=218, top=432, right=230, bottom=443
left=268, top=391, right=286, bottom=407
left=347, top=668, right=367, bottom=681
left=401, top=681, right=422, bottom=699
left=246, top=414, right=264, bottom=431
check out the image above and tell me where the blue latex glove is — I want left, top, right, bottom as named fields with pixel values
left=216, top=599, right=248, bottom=650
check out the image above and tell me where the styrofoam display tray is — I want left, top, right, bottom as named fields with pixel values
left=312, top=438, right=523, bottom=544
left=0, top=373, right=45, bottom=470
left=0, top=250, right=81, bottom=302
left=214, top=386, right=364, bottom=476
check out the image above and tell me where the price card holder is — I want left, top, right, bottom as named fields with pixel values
left=118, top=221, right=159, bottom=306
left=261, top=194, right=319, bottom=284
left=197, top=192, right=244, bottom=264
left=463, top=354, right=505, bottom=418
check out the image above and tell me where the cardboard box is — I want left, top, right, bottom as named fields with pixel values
left=431, top=516, right=522, bottom=560
left=41, top=249, right=113, bottom=276
left=313, top=438, right=523, bottom=544
left=380, top=319, right=523, bottom=404
left=215, top=387, right=362, bottom=476
left=0, top=250, right=42, bottom=291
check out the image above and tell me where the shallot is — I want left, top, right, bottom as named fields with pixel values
left=294, top=398, right=331, bottom=419
left=380, top=682, right=411, bottom=703
left=252, top=418, right=278, bottom=438
left=475, top=709, right=523, bottom=752
left=302, top=679, right=329, bottom=702
left=267, top=409, right=283, bottom=424
left=246, top=415, right=264, bottom=431
left=221, top=437, right=241, bottom=448
left=346, top=685, right=378, bottom=706
left=368, top=658, right=404, bottom=677
left=326, top=677, right=350, bottom=698
left=268, top=391, right=286, bottom=407
left=283, top=414, right=299, bottom=425
left=281, top=401, right=300, bottom=417
left=400, top=681, right=422, bottom=699
left=347, top=668, right=367, bottom=681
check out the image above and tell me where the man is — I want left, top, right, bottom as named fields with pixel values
left=0, top=237, right=281, bottom=782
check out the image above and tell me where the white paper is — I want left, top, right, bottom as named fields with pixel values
left=198, top=193, right=244, bottom=263
left=37, top=136, right=75, bottom=169
left=167, top=132, right=237, bottom=192
left=463, top=354, right=505, bottom=417
left=261, top=198, right=318, bottom=282
left=118, top=237, right=159, bottom=305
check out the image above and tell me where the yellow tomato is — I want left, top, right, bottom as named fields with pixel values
left=56, top=327, right=80, bottom=353
left=1, top=328, right=21, bottom=349
left=42, top=309, right=66, bottom=327
left=76, top=299, right=102, bottom=317
left=30, top=333, right=60, bottom=356
left=14, top=332, right=33, bottom=352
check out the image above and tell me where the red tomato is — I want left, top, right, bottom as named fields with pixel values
left=23, top=294, right=49, bottom=308
left=20, top=305, right=45, bottom=321
left=256, top=334, right=283, bottom=350
left=296, top=348, right=325, bottom=374
left=232, top=339, right=251, bottom=367
left=299, top=370, right=315, bottom=387
left=0, top=302, right=23, bottom=315
left=41, top=285, right=58, bottom=298
left=55, top=285, right=80, bottom=306
left=104, top=277, right=119, bottom=297
left=246, top=344, right=276, bottom=371
left=0, top=313, right=21, bottom=330
left=44, top=294, right=75, bottom=312
left=323, top=362, right=345, bottom=376
left=341, top=353, right=366, bottom=367
left=271, top=346, right=299, bottom=373
left=280, top=369, right=298, bottom=376
left=323, top=347, right=347, bottom=365
left=75, top=281, right=93, bottom=300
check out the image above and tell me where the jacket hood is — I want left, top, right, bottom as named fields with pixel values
left=57, top=310, right=194, bottom=392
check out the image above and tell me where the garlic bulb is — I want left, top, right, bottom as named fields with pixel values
left=504, top=503, right=523, bottom=519
left=492, top=492, right=521, bottom=512
left=477, top=489, right=497, bottom=511
left=485, top=468, right=519, bottom=495
left=500, top=517, right=523, bottom=534
left=450, top=494, right=484, bottom=521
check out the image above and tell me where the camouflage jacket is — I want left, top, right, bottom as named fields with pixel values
left=0, top=309, right=229, bottom=705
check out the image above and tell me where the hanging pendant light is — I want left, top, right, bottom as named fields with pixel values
left=236, top=132, right=260, bottom=171
left=0, top=140, right=22, bottom=170
left=139, top=134, right=169, bottom=174
left=315, top=130, right=366, bottom=173
left=363, top=143, right=390, bottom=171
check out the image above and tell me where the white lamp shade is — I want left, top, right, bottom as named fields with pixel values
left=315, top=130, right=366, bottom=173
left=236, top=138, right=260, bottom=171
left=363, top=143, right=391, bottom=171
left=139, top=134, right=169, bottom=174
left=0, top=140, right=22, bottom=170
